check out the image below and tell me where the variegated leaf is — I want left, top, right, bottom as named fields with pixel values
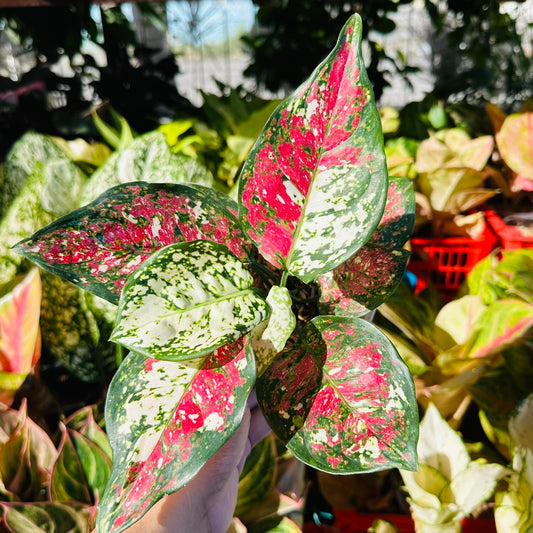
left=465, top=298, right=533, bottom=359
left=50, top=423, right=112, bottom=505
left=0, top=268, right=41, bottom=375
left=257, top=316, right=418, bottom=473
left=14, top=182, right=251, bottom=304
left=318, top=177, right=414, bottom=316
left=78, top=131, right=213, bottom=205
left=97, top=339, right=255, bottom=533
left=0, top=502, right=92, bottom=533
left=239, top=14, right=387, bottom=282
left=111, top=240, right=269, bottom=361
left=251, top=286, right=296, bottom=376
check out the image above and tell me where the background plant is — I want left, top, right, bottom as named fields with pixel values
left=15, top=15, right=418, bottom=532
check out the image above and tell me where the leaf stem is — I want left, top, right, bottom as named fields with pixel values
left=280, top=271, right=289, bottom=288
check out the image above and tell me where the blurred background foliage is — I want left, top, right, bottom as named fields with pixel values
left=0, top=0, right=532, bottom=157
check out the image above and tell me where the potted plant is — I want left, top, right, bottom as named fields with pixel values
left=13, top=14, right=419, bottom=533
left=484, top=104, right=533, bottom=250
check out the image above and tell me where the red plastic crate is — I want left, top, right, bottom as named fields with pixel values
left=485, top=209, right=533, bottom=250
left=408, top=225, right=498, bottom=299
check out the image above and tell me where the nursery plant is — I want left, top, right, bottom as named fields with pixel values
left=400, top=403, right=509, bottom=533
left=13, top=14, right=418, bottom=533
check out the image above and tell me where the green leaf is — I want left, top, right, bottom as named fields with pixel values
left=239, top=14, right=387, bottom=282
left=78, top=131, right=213, bottom=205
left=235, top=434, right=277, bottom=516
left=257, top=316, right=418, bottom=473
left=97, top=338, right=255, bottom=532
left=0, top=159, right=84, bottom=288
left=112, top=240, right=269, bottom=361
left=251, top=286, right=296, bottom=376
left=50, top=424, right=112, bottom=505
left=0, top=502, right=92, bottom=533
left=434, top=295, right=486, bottom=347
left=0, top=401, right=57, bottom=501
left=14, top=182, right=251, bottom=305
left=65, top=406, right=112, bottom=460
left=0, top=132, right=71, bottom=219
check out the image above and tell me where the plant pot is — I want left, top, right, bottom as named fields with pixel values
left=484, top=209, right=533, bottom=250
left=408, top=224, right=498, bottom=300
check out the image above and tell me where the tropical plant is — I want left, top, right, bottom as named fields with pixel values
left=376, top=248, right=533, bottom=427
left=0, top=268, right=41, bottom=406
left=399, top=403, right=509, bottom=533
left=14, top=15, right=419, bottom=533
left=495, top=393, right=533, bottom=533
left=0, top=402, right=111, bottom=531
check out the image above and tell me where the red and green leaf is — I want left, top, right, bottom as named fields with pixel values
left=0, top=268, right=41, bottom=375
left=496, top=112, right=533, bottom=179
left=14, top=182, right=252, bottom=305
left=97, top=338, right=255, bottom=533
left=0, top=401, right=57, bottom=501
left=256, top=316, right=418, bottom=473
left=239, top=14, right=387, bottom=282
left=0, top=502, right=92, bottom=533
left=50, top=424, right=112, bottom=505
left=318, top=177, right=414, bottom=316
left=111, top=240, right=269, bottom=361
left=465, top=298, right=533, bottom=359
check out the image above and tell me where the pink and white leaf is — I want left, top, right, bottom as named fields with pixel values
left=14, top=183, right=251, bottom=304
left=239, top=14, right=387, bottom=282
left=97, top=338, right=255, bottom=533
left=256, top=316, right=418, bottom=473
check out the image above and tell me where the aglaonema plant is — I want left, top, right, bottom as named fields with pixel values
left=12, top=14, right=418, bottom=532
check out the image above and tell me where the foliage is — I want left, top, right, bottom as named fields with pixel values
left=0, top=402, right=110, bottom=532
left=242, top=0, right=416, bottom=101
left=425, top=0, right=533, bottom=104
left=15, top=15, right=418, bottom=532
left=0, top=269, right=41, bottom=406
left=0, top=3, right=195, bottom=157
left=377, top=248, right=533, bottom=431
left=400, top=403, right=509, bottom=533
left=495, top=394, right=533, bottom=533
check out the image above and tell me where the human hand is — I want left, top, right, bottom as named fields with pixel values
left=120, top=392, right=271, bottom=533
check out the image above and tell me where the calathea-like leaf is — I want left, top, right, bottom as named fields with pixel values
left=14, top=182, right=252, bottom=305
left=111, top=240, right=270, bottom=361
left=257, top=315, right=418, bottom=473
left=97, top=338, right=255, bottom=533
left=318, top=176, right=414, bottom=316
left=239, top=13, right=387, bottom=283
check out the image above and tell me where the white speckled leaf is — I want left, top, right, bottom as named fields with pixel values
left=317, top=177, right=415, bottom=316
left=111, top=240, right=270, bottom=361
left=239, top=14, right=387, bottom=282
left=251, top=285, right=296, bottom=376
left=97, top=338, right=255, bottom=532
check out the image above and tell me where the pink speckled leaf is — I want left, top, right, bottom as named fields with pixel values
left=318, top=177, right=414, bottom=316
left=256, top=316, right=418, bottom=473
left=14, top=182, right=252, bottom=304
left=97, top=337, right=255, bottom=533
left=239, top=14, right=387, bottom=283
